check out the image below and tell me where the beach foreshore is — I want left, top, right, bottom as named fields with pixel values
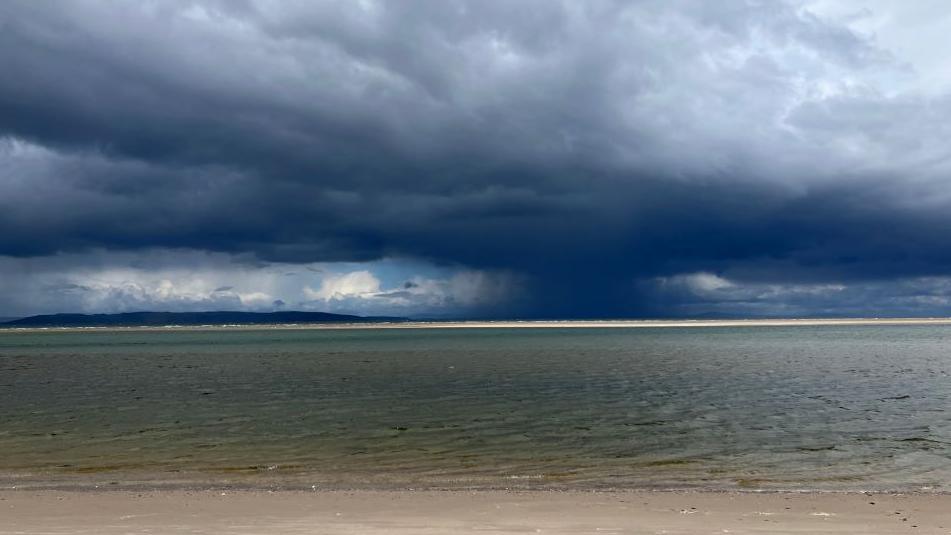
left=2, top=490, right=949, bottom=534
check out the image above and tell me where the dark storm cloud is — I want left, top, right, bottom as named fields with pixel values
left=3, top=0, right=951, bottom=316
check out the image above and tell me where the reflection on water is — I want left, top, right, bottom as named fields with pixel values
left=1, top=325, right=951, bottom=491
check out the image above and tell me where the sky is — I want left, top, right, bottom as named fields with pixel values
left=2, top=0, right=951, bottom=319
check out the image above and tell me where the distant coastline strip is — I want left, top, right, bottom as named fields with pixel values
left=5, top=316, right=951, bottom=332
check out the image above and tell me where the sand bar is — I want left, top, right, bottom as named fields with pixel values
left=5, top=317, right=951, bottom=334
left=1, top=490, right=949, bottom=534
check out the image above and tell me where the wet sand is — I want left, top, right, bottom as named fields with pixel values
left=2, top=490, right=949, bottom=534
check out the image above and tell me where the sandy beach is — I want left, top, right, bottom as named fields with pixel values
left=1, top=490, right=949, bottom=534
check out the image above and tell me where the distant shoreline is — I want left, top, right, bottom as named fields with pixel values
left=4, top=317, right=951, bottom=333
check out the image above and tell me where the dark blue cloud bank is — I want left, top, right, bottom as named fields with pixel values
left=2, top=0, right=951, bottom=318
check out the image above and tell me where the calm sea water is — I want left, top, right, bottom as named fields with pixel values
left=2, top=325, right=950, bottom=491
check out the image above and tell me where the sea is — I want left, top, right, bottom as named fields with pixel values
left=2, top=324, right=950, bottom=492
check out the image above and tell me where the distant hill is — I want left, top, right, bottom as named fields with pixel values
left=1, top=311, right=408, bottom=328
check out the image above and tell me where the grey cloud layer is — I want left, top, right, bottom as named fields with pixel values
left=2, top=1, right=951, bottom=316
left=0, top=250, right=518, bottom=317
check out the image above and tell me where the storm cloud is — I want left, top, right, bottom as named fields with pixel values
left=3, top=0, right=951, bottom=317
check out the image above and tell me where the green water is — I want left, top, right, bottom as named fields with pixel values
left=2, top=325, right=951, bottom=491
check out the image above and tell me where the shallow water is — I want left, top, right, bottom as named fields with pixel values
left=2, top=325, right=950, bottom=491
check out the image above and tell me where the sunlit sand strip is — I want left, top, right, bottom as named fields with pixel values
left=346, top=317, right=951, bottom=329
left=5, top=317, right=951, bottom=333
left=1, top=489, right=949, bottom=534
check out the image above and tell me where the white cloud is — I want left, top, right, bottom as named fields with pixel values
left=660, top=272, right=735, bottom=294
left=647, top=271, right=951, bottom=317
left=656, top=272, right=846, bottom=301
left=805, top=0, right=951, bottom=94
left=304, top=270, right=381, bottom=301
left=0, top=250, right=518, bottom=317
left=300, top=268, right=521, bottom=316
